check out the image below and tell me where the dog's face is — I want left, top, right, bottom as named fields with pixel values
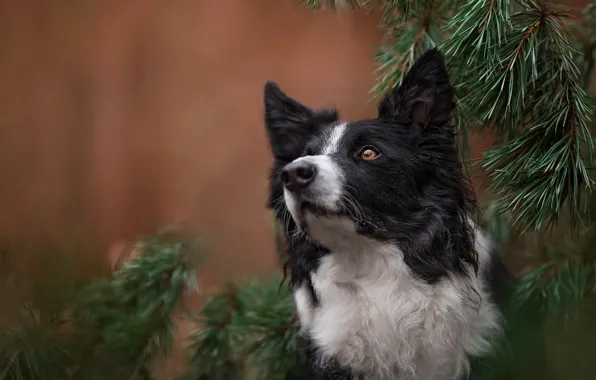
left=264, top=49, right=476, bottom=278
left=277, top=118, right=433, bottom=240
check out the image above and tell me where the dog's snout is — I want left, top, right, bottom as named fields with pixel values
left=281, top=161, right=317, bottom=191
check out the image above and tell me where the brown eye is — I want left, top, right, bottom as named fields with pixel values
left=359, top=147, right=379, bottom=160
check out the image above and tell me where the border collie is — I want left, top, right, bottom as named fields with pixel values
left=263, top=49, right=508, bottom=380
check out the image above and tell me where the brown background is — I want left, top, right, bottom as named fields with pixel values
left=0, top=0, right=504, bottom=284
left=0, top=0, right=590, bottom=377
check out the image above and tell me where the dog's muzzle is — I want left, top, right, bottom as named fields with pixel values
left=281, top=161, right=318, bottom=192
left=281, top=155, right=343, bottom=222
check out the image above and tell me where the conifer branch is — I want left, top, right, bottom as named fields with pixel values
left=0, top=229, right=202, bottom=380
left=491, top=186, right=596, bottom=324
left=72, top=232, right=201, bottom=375
left=302, top=0, right=362, bottom=10
left=235, top=280, right=302, bottom=380
left=445, top=0, right=594, bottom=231
left=188, top=284, right=244, bottom=380
left=515, top=233, right=596, bottom=324
left=187, top=278, right=304, bottom=380
left=370, top=3, right=450, bottom=99
left=371, top=8, right=432, bottom=97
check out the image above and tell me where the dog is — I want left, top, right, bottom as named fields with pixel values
left=263, top=49, right=514, bottom=380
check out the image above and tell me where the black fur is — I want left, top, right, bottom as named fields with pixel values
left=264, top=80, right=338, bottom=209
left=266, top=49, right=477, bottom=286
left=262, top=49, right=530, bottom=380
left=264, top=81, right=336, bottom=304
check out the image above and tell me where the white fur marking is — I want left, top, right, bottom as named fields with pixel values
left=321, top=123, right=347, bottom=154
left=283, top=155, right=344, bottom=222
left=294, top=284, right=314, bottom=330
left=294, top=215, right=502, bottom=380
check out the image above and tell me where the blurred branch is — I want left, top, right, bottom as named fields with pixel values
left=0, top=227, right=203, bottom=380
left=187, top=278, right=305, bottom=380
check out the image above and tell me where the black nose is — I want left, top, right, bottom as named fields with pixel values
left=280, top=161, right=317, bottom=191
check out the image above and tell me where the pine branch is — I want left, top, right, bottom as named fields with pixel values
left=443, top=0, right=510, bottom=162
left=370, top=11, right=434, bottom=98
left=443, top=0, right=512, bottom=113
left=188, top=284, right=244, bottom=380
left=445, top=0, right=594, bottom=231
left=0, top=228, right=202, bottom=380
left=234, top=279, right=302, bottom=380
left=301, top=0, right=429, bottom=19
left=0, top=319, right=72, bottom=380
left=365, top=0, right=434, bottom=24
left=188, top=278, right=304, bottom=380
left=0, top=247, right=87, bottom=380
left=70, top=230, right=202, bottom=379
left=302, top=0, right=361, bottom=10
left=512, top=182, right=596, bottom=325
left=515, top=240, right=596, bottom=324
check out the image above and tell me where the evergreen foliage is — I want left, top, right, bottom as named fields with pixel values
left=0, top=228, right=202, bottom=380
left=188, top=279, right=302, bottom=380
left=3, top=0, right=596, bottom=379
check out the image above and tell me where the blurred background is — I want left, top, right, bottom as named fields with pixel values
left=0, top=0, right=592, bottom=378
left=0, top=0, right=501, bottom=285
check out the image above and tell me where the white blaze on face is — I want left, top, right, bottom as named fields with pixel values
left=283, top=123, right=348, bottom=223
left=321, top=123, right=347, bottom=155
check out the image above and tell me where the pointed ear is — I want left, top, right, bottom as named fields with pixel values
left=377, top=48, right=453, bottom=130
left=264, top=81, right=337, bottom=161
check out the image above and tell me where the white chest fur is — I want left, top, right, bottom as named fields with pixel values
left=293, top=226, right=501, bottom=380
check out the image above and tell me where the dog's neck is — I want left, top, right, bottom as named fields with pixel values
left=292, top=216, right=501, bottom=380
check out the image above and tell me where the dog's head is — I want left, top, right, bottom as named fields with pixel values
left=264, top=49, right=477, bottom=282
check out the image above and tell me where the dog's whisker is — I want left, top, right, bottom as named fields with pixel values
left=341, top=193, right=365, bottom=224
left=345, top=193, right=365, bottom=221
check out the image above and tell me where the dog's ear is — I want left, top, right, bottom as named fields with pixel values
left=377, top=48, right=453, bottom=131
left=264, top=81, right=337, bottom=161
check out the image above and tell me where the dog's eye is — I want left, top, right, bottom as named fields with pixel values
left=359, top=147, right=379, bottom=160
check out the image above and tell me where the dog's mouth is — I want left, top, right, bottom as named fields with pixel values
left=300, top=200, right=333, bottom=216
left=298, top=198, right=375, bottom=233
left=297, top=199, right=365, bottom=226
left=287, top=198, right=337, bottom=226
left=294, top=200, right=337, bottom=232
left=285, top=189, right=369, bottom=232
